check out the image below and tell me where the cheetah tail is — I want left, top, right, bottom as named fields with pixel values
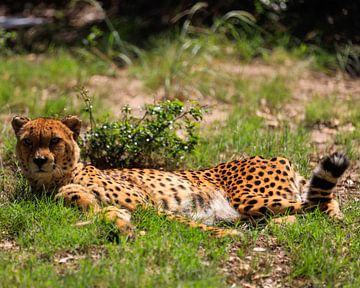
left=305, top=152, right=349, bottom=202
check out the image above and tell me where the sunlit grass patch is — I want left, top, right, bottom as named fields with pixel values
left=270, top=203, right=360, bottom=286
left=0, top=50, right=110, bottom=117
left=304, top=96, right=338, bottom=127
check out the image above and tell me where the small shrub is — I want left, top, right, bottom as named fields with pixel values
left=81, top=99, right=206, bottom=169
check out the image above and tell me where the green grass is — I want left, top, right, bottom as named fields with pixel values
left=271, top=204, right=360, bottom=287
left=0, top=199, right=236, bottom=287
left=304, top=96, right=338, bottom=127
left=0, top=50, right=110, bottom=117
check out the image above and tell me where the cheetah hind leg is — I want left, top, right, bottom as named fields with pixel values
left=55, top=184, right=135, bottom=238
left=158, top=211, right=242, bottom=238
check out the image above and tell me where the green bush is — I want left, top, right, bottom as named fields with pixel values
left=81, top=100, right=205, bottom=169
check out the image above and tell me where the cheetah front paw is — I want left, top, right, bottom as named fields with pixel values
left=101, top=206, right=135, bottom=239
left=55, top=184, right=99, bottom=210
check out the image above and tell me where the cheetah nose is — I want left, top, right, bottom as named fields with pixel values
left=33, top=156, right=48, bottom=168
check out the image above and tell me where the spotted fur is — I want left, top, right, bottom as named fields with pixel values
left=12, top=116, right=349, bottom=237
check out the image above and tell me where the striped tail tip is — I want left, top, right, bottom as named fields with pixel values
left=306, top=152, right=349, bottom=201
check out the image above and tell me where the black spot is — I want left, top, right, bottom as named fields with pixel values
left=264, top=178, right=270, bottom=182
left=244, top=205, right=254, bottom=212
left=233, top=203, right=239, bottom=209
left=179, top=184, right=186, bottom=190
left=285, top=165, right=290, bottom=171
left=282, top=171, right=288, bottom=176
left=161, top=199, right=169, bottom=210
left=258, top=171, right=264, bottom=177
left=174, top=195, right=182, bottom=205
left=112, top=193, right=118, bottom=198
left=260, top=187, right=265, bottom=193
left=259, top=207, right=269, bottom=215
left=272, top=202, right=282, bottom=207
left=279, top=159, right=286, bottom=164
left=246, top=175, right=253, bottom=181
left=233, top=197, right=240, bottom=202
left=268, top=171, right=274, bottom=175
left=271, top=157, right=277, bottom=161
left=249, top=167, right=256, bottom=173
left=125, top=198, right=132, bottom=203
left=246, top=184, right=253, bottom=188
left=270, top=182, right=276, bottom=188
left=71, top=194, right=80, bottom=201
left=160, top=182, right=166, bottom=187
left=254, top=180, right=261, bottom=185
left=236, top=179, right=243, bottom=185
left=248, top=199, right=257, bottom=205
left=194, top=194, right=205, bottom=206
left=287, top=206, right=295, bottom=213
left=276, top=170, right=281, bottom=174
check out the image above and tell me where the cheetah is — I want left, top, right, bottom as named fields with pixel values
left=12, top=115, right=349, bottom=237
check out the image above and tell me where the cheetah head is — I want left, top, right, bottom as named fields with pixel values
left=12, top=116, right=81, bottom=190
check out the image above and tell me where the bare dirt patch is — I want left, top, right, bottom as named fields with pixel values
left=54, top=246, right=107, bottom=275
left=222, top=235, right=298, bottom=288
left=0, top=239, right=19, bottom=251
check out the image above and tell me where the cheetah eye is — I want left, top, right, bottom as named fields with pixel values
left=50, top=137, right=61, bottom=145
left=23, top=138, right=32, bottom=146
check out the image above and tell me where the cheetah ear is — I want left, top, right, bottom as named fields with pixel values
left=61, top=115, right=81, bottom=140
left=12, top=116, right=30, bottom=137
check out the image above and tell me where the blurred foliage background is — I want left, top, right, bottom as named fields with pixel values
left=1, top=0, right=358, bottom=47
left=1, top=0, right=359, bottom=76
